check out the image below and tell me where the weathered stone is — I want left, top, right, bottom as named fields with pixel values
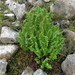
left=33, top=69, right=47, bottom=75
left=28, top=0, right=37, bottom=5
left=5, top=0, right=26, bottom=20
left=0, top=45, right=18, bottom=59
left=55, top=20, right=70, bottom=29
left=63, top=30, right=75, bottom=41
left=58, top=20, right=70, bottom=26
left=61, top=54, right=75, bottom=75
left=0, top=26, right=18, bottom=44
left=4, top=13, right=15, bottom=20
left=50, top=0, right=75, bottom=19
left=44, top=0, right=50, bottom=2
left=12, top=21, right=20, bottom=27
left=21, top=67, right=34, bottom=75
left=4, top=10, right=9, bottom=14
left=0, top=58, right=8, bottom=75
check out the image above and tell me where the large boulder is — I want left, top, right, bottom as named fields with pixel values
left=61, top=54, right=75, bottom=75
left=50, top=0, right=75, bottom=19
left=0, top=26, right=18, bottom=44
left=0, top=58, right=8, bottom=75
left=0, top=44, right=18, bottom=59
left=5, top=0, right=26, bottom=20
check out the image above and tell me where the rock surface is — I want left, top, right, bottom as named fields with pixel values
left=63, top=30, right=75, bottom=41
left=28, top=0, right=37, bottom=5
left=0, top=58, right=8, bottom=75
left=5, top=0, right=26, bottom=20
left=61, top=54, right=75, bottom=75
left=21, top=67, right=34, bottom=75
left=44, top=0, right=50, bottom=2
left=0, top=26, right=18, bottom=44
left=4, top=13, right=15, bottom=20
left=33, top=69, right=47, bottom=75
left=50, top=0, right=75, bottom=19
left=0, top=44, right=18, bottom=59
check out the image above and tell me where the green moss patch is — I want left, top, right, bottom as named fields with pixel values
left=7, top=50, right=39, bottom=75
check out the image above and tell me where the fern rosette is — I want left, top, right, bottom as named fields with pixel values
left=18, top=6, right=65, bottom=69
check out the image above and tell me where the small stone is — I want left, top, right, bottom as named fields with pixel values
left=21, top=67, right=34, bottom=75
left=12, top=21, right=20, bottom=27
left=44, top=0, right=50, bottom=2
left=61, top=54, right=75, bottom=75
left=0, top=8, right=2, bottom=11
left=34, top=0, right=44, bottom=6
left=55, top=20, right=70, bottom=28
left=60, top=20, right=70, bottom=25
left=4, top=10, right=9, bottom=14
left=63, top=30, right=75, bottom=41
left=0, top=26, right=18, bottom=44
left=33, top=69, right=47, bottom=75
left=28, top=0, right=37, bottom=5
left=5, top=0, right=26, bottom=20
left=4, top=13, right=15, bottom=20
left=0, top=44, right=18, bottom=59
left=0, top=58, right=8, bottom=75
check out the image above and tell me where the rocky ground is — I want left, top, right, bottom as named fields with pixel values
left=0, top=0, right=75, bottom=75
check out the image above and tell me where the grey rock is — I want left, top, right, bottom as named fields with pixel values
left=4, top=13, right=15, bottom=20
left=4, top=10, right=9, bottom=14
left=0, top=26, right=18, bottom=44
left=0, top=8, right=1, bottom=10
left=55, top=20, right=70, bottom=28
left=33, top=69, right=47, bottom=75
left=21, top=67, right=34, bottom=75
left=28, top=0, right=37, bottom=5
left=0, top=58, right=8, bottom=75
left=0, top=44, right=18, bottom=59
left=12, top=21, right=20, bottom=27
left=63, top=30, right=75, bottom=41
left=44, top=0, right=50, bottom=2
left=59, top=20, right=70, bottom=26
left=61, top=54, right=75, bottom=75
left=5, top=0, right=26, bottom=20
left=50, top=0, right=75, bottom=19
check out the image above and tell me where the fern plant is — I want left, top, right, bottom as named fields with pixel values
left=18, top=6, right=65, bottom=69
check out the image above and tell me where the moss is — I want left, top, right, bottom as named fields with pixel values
left=7, top=49, right=65, bottom=75
left=0, top=4, right=11, bottom=25
left=7, top=50, right=39, bottom=75
left=68, top=20, right=75, bottom=32
left=52, top=14, right=68, bottom=21
left=0, top=3, right=23, bottom=32
left=51, top=0, right=56, bottom=3
left=14, top=0, right=26, bottom=3
left=40, top=2, right=50, bottom=11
